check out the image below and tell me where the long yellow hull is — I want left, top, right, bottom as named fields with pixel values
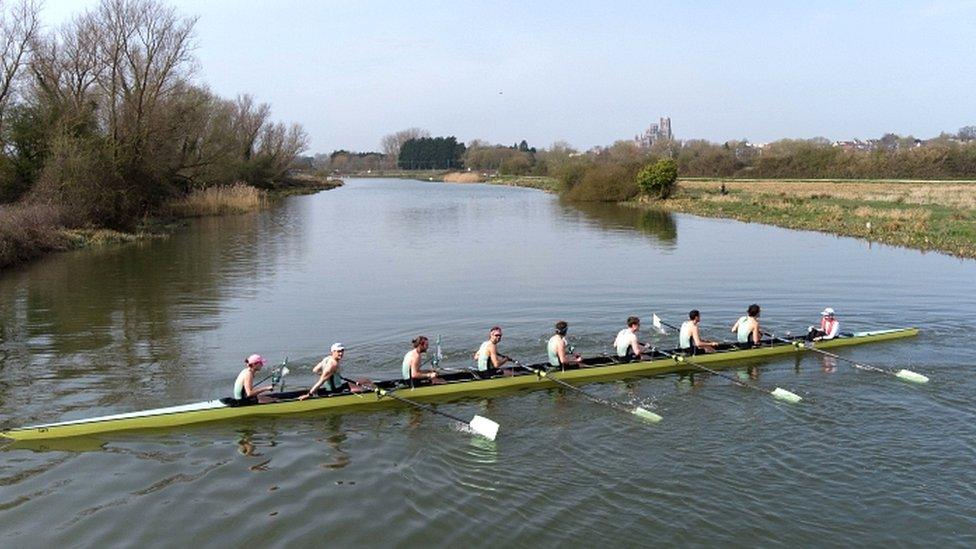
left=0, top=328, right=918, bottom=441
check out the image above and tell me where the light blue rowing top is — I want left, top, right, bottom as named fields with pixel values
left=476, top=341, right=491, bottom=371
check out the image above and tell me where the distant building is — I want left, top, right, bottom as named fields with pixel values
left=634, top=117, right=673, bottom=148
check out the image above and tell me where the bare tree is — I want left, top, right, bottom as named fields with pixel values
left=380, top=127, right=429, bottom=167
left=91, top=0, right=197, bottom=159
left=0, top=0, right=40, bottom=146
left=231, top=94, right=270, bottom=160
left=256, top=121, right=308, bottom=179
left=30, top=11, right=104, bottom=123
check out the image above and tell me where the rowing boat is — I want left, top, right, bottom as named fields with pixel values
left=0, top=328, right=917, bottom=441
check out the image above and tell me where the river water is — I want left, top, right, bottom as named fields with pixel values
left=1, top=178, right=974, bottom=546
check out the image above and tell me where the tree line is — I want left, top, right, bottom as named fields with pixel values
left=0, top=0, right=307, bottom=229
left=336, top=126, right=976, bottom=202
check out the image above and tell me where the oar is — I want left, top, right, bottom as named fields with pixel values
left=767, top=332, right=929, bottom=384
left=256, top=358, right=290, bottom=388
left=504, top=356, right=662, bottom=423
left=340, top=376, right=499, bottom=440
left=651, top=347, right=803, bottom=404
left=651, top=314, right=672, bottom=335
left=652, top=313, right=735, bottom=348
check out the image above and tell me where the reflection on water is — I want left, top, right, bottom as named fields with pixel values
left=0, top=211, right=305, bottom=424
left=562, top=199, right=677, bottom=246
left=2, top=179, right=976, bottom=546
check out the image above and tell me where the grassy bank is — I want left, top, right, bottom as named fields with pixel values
left=650, top=179, right=976, bottom=258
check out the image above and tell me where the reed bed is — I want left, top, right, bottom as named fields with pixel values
left=165, top=183, right=266, bottom=217
left=443, top=172, right=485, bottom=183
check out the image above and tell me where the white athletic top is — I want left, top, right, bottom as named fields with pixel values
left=679, top=321, right=694, bottom=349
left=614, top=328, right=637, bottom=357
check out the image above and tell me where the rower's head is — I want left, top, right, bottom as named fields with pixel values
left=412, top=336, right=428, bottom=352
left=747, top=304, right=761, bottom=318
left=821, top=307, right=835, bottom=318
left=627, top=316, right=640, bottom=331
left=555, top=321, right=568, bottom=336
left=330, top=342, right=345, bottom=358
left=490, top=326, right=503, bottom=342
left=245, top=354, right=266, bottom=370
left=689, top=309, right=701, bottom=323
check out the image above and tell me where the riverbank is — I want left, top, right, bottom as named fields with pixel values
left=340, top=170, right=561, bottom=191
left=432, top=171, right=560, bottom=192
left=0, top=176, right=343, bottom=271
left=647, top=179, right=976, bottom=259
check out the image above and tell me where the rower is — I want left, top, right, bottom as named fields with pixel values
left=613, top=316, right=643, bottom=361
left=402, top=336, right=442, bottom=384
left=679, top=309, right=717, bottom=355
left=547, top=320, right=583, bottom=368
left=731, top=304, right=762, bottom=347
left=474, top=326, right=510, bottom=375
left=299, top=343, right=347, bottom=401
left=806, top=307, right=840, bottom=341
left=233, top=354, right=274, bottom=403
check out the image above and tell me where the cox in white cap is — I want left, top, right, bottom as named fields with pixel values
left=821, top=307, right=835, bottom=317
left=330, top=342, right=345, bottom=353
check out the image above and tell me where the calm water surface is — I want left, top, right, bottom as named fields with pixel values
left=1, top=179, right=974, bottom=546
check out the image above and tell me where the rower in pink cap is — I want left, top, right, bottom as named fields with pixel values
left=233, top=354, right=275, bottom=403
left=807, top=307, right=840, bottom=341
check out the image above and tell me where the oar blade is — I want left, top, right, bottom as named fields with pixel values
left=770, top=387, right=803, bottom=404
left=895, top=369, right=929, bottom=384
left=469, top=415, right=499, bottom=441
left=631, top=407, right=663, bottom=423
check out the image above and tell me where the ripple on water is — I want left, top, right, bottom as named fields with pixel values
left=2, top=180, right=976, bottom=546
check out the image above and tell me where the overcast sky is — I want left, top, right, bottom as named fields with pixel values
left=42, top=0, right=976, bottom=154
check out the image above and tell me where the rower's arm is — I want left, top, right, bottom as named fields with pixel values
left=307, top=360, right=337, bottom=394
left=244, top=370, right=271, bottom=397
left=489, top=344, right=508, bottom=367
left=410, top=353, right=437, bottom=380
left=630, top=335, right=642, bottom=357
left=751, top=323, right=761, bottom=344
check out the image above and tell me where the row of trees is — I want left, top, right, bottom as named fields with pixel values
left=0, top=0, right=307, bottom=228
left=397, top=136, right=465, bottom=169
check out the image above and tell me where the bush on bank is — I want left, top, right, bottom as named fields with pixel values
left=636, top=159, right=678, bottom=199
left=0, top=203, right=70, bottom=269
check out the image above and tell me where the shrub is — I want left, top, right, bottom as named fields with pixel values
left=565, top=161, right=642, bottom=202
left=636, top=159, right=678, bottom=199
left=0, top=202, right=69, bottom=269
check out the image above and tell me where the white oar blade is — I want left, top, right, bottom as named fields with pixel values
left=895, top=369, right=929, bottom=384
left=631, top=407, right=663, bottom=423
left=771, top=387, right=803, bottom=404
left=281, top=367, right=290, bottom=376
left=651, top=314, right=667, bottom=335
left=469, top=415, right=499, bottom=441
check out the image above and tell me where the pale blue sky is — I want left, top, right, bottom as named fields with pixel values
left=42, top=0, right=976, bottom=154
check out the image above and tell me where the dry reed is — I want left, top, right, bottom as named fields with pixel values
left=165, top=183, right=266, bottom=217
left=443, top=172, right=484, bottom=183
